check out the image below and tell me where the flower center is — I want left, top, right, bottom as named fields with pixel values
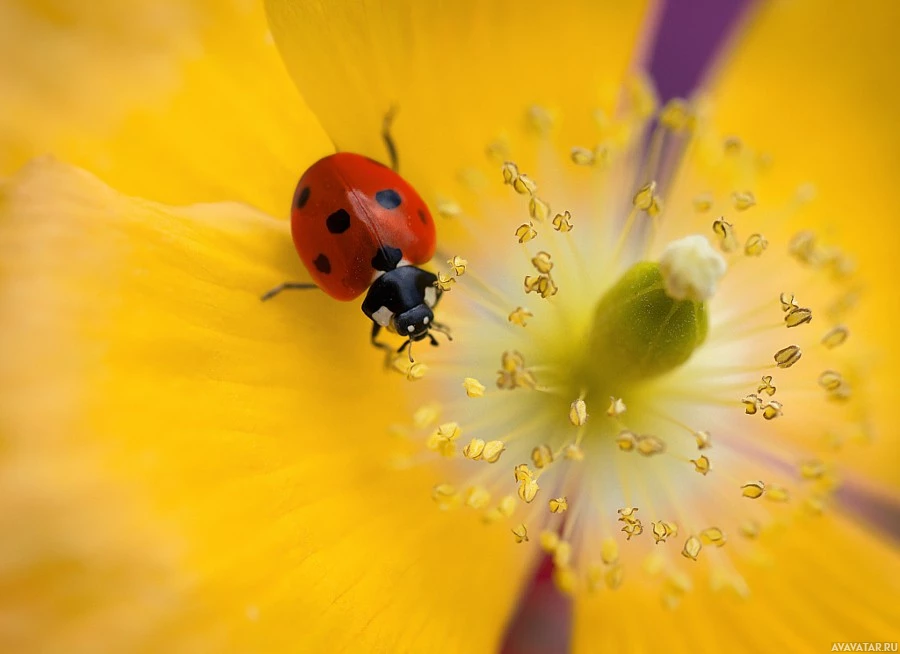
left=389, top=77, right=865, bottom=604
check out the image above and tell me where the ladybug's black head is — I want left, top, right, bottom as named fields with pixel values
left=395, top=304, right=434, bottom=341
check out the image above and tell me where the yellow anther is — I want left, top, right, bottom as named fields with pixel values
left=785, top=306, right=813, bottom=328
left=553, top=566, right=578, bottom=595
left=412, top=403, right=441, bottom=429
left=700, top=527, right=727, bottom=547
left=694, top=430, right=712, bottom=449
left=524, top=274, right=558, bottom=298
left=818, top=370, right=843, bottom=392
left=434, top=272, right=456, bottom=292
left=774, top=345, right=802, bottom=368
left=447, top=255, right=468, bottom=276
left=531, top=444, right=554, bottom=469
left=552, top=210, right=574, bottom=232
left=513, top=174, right=537, bottom=195
left=501, top=350, right=525, bottom=372
left=586, top=565, right=603, bottom=593
left=740, top=521, right=760, bottom=539
left=765, top=484, right=790, bottom=502
left=501, top=161, right=519, bottom=184
left=694, top=193, right=713, bottom=213
left=659, top=98, right=692, bottom=131
left=529, top=196, right=551, bottom=222
left=741, top=481, right=766, bottom=499
left=633, top=181, right=658, bottom=211
left=436, top=200, right=462, bottom=219
left=822, top=325, right=849, bottom=349
left=514, top=464, right=533, bottom=483
left=745, top=233, right=768, bottom=257
left=622, top=521, right=644, bottom=540
left=462, top=438, right=486, bottom=460
left=712, top=218, right=738, bottom=252
left=616, top=430, right=636, bottom=452
left=805, top=496, right=826, bottom=515
left=723, top=136, right=743, bottom=155
left=662, top=521, right=678, bottom=538
left=691, top=455, right=711, bottom=475
left=779, top=292, right=800, bottom=312
left=762, top=400, right=783, bottom=420
left=789, top=230, right=817, bottom=263
left=618, top=507, right=639, bottom=523
left=607, top=397, right=627, bottom=417
left=651, top=521, right=669, bottom=544
left=427, top=422, right=461, bottom=457
left=682, top=536, right=702, bottom=561
left=487, top=139, right=511, bottom=162
left=800, top=459, right=826, bottom=480
left=742, top=393, right=761, bottom=415
left=601, top=538, right=619, bottom=564
left=515, top=222, right=538, bottom=243
left=539, top=530, right=560, bottom=553
left=432, top=483, right=459, bottom=510
left=636, top=435, right=666, bottom=457
left=569, top=399, right=588, bottom=426
left=481, top=440, right=506, bottom=463
left=507, top=306, right=533, bottom=327
left=527, top=104, right=554, bottom=134
left=757, top=376, right=776, bottom=396
left=549, top=497, right=568, bottom=514
left=732, top=191, right=756, bottom=211
left=462, top=377, right=486, bottom=398
left=564, top=443, right=585, bottom=461
left=498, top=495, right=517, bottom=517
left=515, top=369, right=539, bottom=388
left=465, top=485, right=491, bottom=510
left=605, top=564, right=624, bottom=590
left=531, top=251, right=554, bottom=274
left=570, top=146, right=596, bottom=166
left=511, top=523, right=529, bottom=543
left=517, top=477, right=540, bottom=503
left=553, top=540, right=572, bottom=567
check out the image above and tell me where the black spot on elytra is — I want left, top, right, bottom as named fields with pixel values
left=371, top=245, right=403, bottom=272
left=417, top=208, right=428, bottom=225
left=375, top=189, right=402, bottom=210
left=296, top=186, right=310, bottom=209
left=326, top=208, right=351, bottom=234
left=314, top=254, right=331, bottom=274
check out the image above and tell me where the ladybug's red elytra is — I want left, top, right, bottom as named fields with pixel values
left=262, top=112, right=450, bottom=362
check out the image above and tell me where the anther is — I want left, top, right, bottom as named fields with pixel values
left=633, top=181, right=663, bottom=216
left=765, top=485, right=790, bottom=502
left=636, top=435, right=666, bottom=457
left=465, top=486, right=491, bottom=510
left=799, top=459, right=826, bottom=480
left=447, top=255, right=468, bottom=276
left=570, top=147, right=596, bottom=166
left=700, top=527, right=726, bottom=547
left=616, top=430, right=636, bottom=452
left=741, top=481, right=766, bottom=499
left=515, top=222, right=538, bottom=243
left=508, top=307, right=533, bottom=326
left=549, top=497, right=568, bottom=513
left=435, top=272, right=456, bottom=292
left=691, top=455, right=711, bottom=475
left=745, top=233, right=768, bottom=257
left=818, top=370, right=843, bottom=392
left=462, top=377, right=486, bottom=398
left=481, top=440, right=506, bottom=463
left=785, top=307, right=813, bottom=328
left=501, top=161, right=518, bottom=184
left=607, top=397, right=627, bottom=417
left=742, top=394, right=761, bottom=415
left=822, top=325, right=849, bottom=349
left=551, top=210, right=574, bottom=232
left=682, top=536, right=702, bottom=560
left=732, top=191, right=756, bottom=211
left=513, top=174, right=537, bottom=195
left=694, top=194, right=713, bottom=213
left=569, top=399, right=588, bottom=426
left=780, top=292, right=799, bottom=312
left=774, top=345, right=802, bottom=368
left=531, top=251, right=554, bottom=274
left=518, top=477, right=540, bottom=503
left=758, top=376, right=776, bottom=396
left=601, top=538, right=619, bottom=565
left=531, top=444, right=554, bottom=469
left=659, top=98, right=692, bottom=131
left=694, top=430, right=712, bottom=449
left=529, top=197, right=551, bottom=222
left=762, top=400, right=783, bottom=420
left=463, top=438, right=486, bottom=460
left=712, top=218, right=739, bottom=252
left=511, top=524, right=529, bottom=543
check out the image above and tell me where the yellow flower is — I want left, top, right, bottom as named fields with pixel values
left=2, top=1, right=900, bottom=653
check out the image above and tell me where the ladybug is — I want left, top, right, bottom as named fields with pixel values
left=262, top=112, right=450, bottom=362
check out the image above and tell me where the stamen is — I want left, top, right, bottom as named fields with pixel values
left=741, top=481, right=766, bottom=499
left=774, top=345, right=802, bottom=368
left=568, top=399, right=588, bottom=426
left=462, top=377, right=486, bottom=398
left=511, top=524, right=529, bottom=543
left=507, top=307, right=533, bottom=326
left=681, top=535, right=702, bottom=561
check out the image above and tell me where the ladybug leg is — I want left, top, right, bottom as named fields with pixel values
left=260, top=282, right=318, bottom=301
left=426, top=333, right=439, bottom=347
left=382, top=106, right=400, bottom=173
left=370, top=323, right=397, bottom=368
left=430, top=321, right=454, bottom=341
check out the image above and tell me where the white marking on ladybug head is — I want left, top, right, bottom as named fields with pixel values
left=372, top=306, right=393, bottom=327
left=423, top=316, right=430, bottom=325
left=407, top=325, right=415, bottom=333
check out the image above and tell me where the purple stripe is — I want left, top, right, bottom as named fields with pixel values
left=500, top=556, right=572, bottom=654
left=648, top=0, right=754, bottom=100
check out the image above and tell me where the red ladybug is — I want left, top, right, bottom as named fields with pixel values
left=263, top=113, right=450, bottom=361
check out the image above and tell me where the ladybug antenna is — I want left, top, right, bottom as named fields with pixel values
left=396, top=338, right=415, bottom=363
left=430, top=322, right=454, bottom=342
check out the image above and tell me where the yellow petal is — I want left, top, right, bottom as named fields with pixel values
left=573, top=513, right=900, bottom=652
left=265, top=0, right=651, bottom=209
left=0, top=1, right=331, bottom=216
left=710, top=0, right=900, bottom=489
left=0, top=159, right=530, bottom=652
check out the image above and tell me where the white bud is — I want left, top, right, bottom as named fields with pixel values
left=659, top=235, right=727, bottom=301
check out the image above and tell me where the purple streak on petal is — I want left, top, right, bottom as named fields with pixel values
left=500, top=556, right=571, bottom=654
left=836, top=480, right=900, bottom=543
left=648, top=0, right=755, bottom=100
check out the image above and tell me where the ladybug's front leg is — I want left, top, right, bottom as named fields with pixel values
left=370, top=323, right=396, bottom=368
